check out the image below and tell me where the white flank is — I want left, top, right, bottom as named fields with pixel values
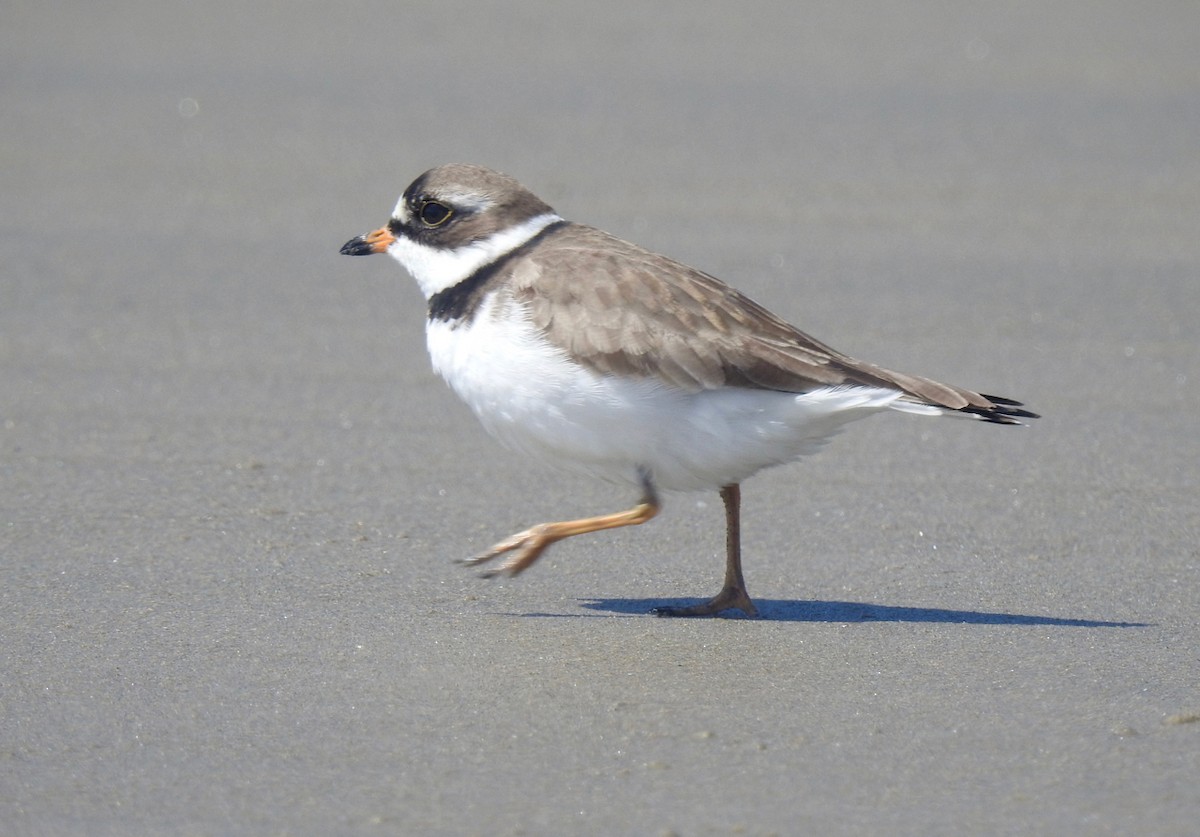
left=386, top=212, right=563, bottom=299
left=426, top=294, right=912, bottom=492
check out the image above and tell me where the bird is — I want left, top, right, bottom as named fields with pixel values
left=340, top=163, right=1037, bottom=617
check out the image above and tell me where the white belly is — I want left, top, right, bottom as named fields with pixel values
left=425, top=294, right=904, bottom=492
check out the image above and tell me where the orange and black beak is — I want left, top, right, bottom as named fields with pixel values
left=339, top=226, right=395, bottom=256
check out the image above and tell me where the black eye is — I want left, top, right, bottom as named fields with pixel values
left=419, top=200, right=453, bottom=227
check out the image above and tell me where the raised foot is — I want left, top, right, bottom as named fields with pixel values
left=457, top=524, right=557, bottom=578
left=652, top=586, right=759, bottom=618
left=457, top=492, right=660, bottom=580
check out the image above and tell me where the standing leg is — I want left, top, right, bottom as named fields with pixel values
left=654, top=483, right=758, bottom=617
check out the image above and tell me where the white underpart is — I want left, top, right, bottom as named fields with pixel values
left=426, top=293, right=919, bottom=493
left=386, top=211, right=564, bottom=298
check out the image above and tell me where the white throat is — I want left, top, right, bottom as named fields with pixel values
left=387, top=212, right=563, bottom=299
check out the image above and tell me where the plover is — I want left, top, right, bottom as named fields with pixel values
left=340, top=164, right=1037, bottom=617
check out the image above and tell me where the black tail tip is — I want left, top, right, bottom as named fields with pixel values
left=974, top=394, right=1040, bottom=424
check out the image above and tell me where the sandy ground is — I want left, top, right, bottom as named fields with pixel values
left=3, top=2, right=1198, bottom=835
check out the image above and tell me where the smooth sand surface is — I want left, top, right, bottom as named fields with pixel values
left=3, top=2, right=1198, bottom=835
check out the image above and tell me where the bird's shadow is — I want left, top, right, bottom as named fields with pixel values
left=568, top=597, right=1147, bottom=627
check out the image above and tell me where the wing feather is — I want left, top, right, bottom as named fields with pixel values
left=510, top=224, right=1030, bottom=421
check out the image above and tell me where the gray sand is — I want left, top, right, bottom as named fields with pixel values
left=3, top=2, right=1197, bottom=835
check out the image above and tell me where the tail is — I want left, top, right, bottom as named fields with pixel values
left=957, top=394, right=1040, bottom=425
left=890, top=390, right=1039, bottom=425
left=799, top=353, right=1039, bottom=426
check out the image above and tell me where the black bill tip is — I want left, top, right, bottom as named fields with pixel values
left=339, top=236, right=373, bottom=256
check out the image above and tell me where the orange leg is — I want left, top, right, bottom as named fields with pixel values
left=653, top=483, right=758, bottom=618
left=462, top=474, right=659, bottom=578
